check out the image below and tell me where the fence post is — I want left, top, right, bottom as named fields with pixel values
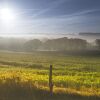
left=49, top=65, right=53, bottom=95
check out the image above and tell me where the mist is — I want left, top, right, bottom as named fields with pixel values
left=0, top=32, right=100, bottom=52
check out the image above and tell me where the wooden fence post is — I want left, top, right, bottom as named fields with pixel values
left=49, top=65, right=53, bottom=95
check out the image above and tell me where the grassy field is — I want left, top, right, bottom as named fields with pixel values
left=0, top=51, right=100, bottom=100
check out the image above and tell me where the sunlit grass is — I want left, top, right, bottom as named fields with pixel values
left=0, top=51, right=100, bottom=98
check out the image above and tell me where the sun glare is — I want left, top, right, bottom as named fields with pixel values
left=0, top=8, right=15, bottom=22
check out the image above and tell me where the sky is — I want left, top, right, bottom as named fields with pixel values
left=0, top=0, right=100, bottom=36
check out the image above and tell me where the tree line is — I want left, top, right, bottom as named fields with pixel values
left=0, top=37, right=100, bottom=52
left=25, top=37, right=87, bottom=51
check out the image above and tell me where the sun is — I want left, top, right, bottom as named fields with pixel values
left=0, top=8, right=15, bottom=21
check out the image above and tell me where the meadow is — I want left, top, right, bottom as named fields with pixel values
left=0, top=51, right=100, bottom=100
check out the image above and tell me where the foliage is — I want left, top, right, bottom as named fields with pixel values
left=0, top=37, right=88, bottom=51
left=0, top=51, right=100, bottom=100
left=95, top=39, right=100, bottom=49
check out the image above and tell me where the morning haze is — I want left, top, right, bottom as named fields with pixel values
left=0, top=0, right=100, bottom=100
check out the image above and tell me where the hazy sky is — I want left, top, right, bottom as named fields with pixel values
left=0, top=0, right=100, bottom=35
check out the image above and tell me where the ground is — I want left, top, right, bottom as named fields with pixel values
left=0, top=51, right=99, bottom=100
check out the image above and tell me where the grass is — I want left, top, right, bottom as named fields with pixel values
left=0, top=51, right=100, bottom=100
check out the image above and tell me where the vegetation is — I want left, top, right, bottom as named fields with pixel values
left=0, top=51, right=100, bottom=100
left=1, top=37, right=100, bottom=52
left=0, top=37, right=91, bottom=51
left=96, top=39, right=100, bottom=49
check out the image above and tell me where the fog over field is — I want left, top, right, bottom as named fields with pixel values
left=0, top=32, right=100, bottom=42
left=0, top=32, right=100, bottom=52
left=0, top=0, right=100, bottom=100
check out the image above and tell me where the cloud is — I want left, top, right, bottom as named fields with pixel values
left=30, top=0, right=68, bottom=18
left=12, top=8, right=100, bottom=34
left=58, top=9, right=100, bottom=19
left=0, top=0, right=100, bottom=34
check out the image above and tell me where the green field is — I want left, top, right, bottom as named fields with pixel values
left=0, top=51, right=100, bottom=100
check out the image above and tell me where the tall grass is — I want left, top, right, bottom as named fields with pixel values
left=0, top=51, right=99, bottom=99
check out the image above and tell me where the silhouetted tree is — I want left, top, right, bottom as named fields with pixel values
left=24, top=39, right=42, bottom=51
left=95, top=39, right=100, bottom=49
left=43, top=37, right=87, bottom=51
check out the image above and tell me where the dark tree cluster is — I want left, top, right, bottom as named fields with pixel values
left=1, top=37, right=100, bottom=52
left=23, top=37, right=87, bottom=51
left=95, top=39, right=100, bottom=49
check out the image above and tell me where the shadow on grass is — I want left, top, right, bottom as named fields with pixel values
left=0, top=83, right=99, bottom=100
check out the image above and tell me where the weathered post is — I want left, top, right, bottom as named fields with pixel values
left=49, top=65, right=53, bottom=95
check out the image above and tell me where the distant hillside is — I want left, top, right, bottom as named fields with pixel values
left=79, top=33, right=100, bottom=36
left=78, top=33, right=100, bottom=42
